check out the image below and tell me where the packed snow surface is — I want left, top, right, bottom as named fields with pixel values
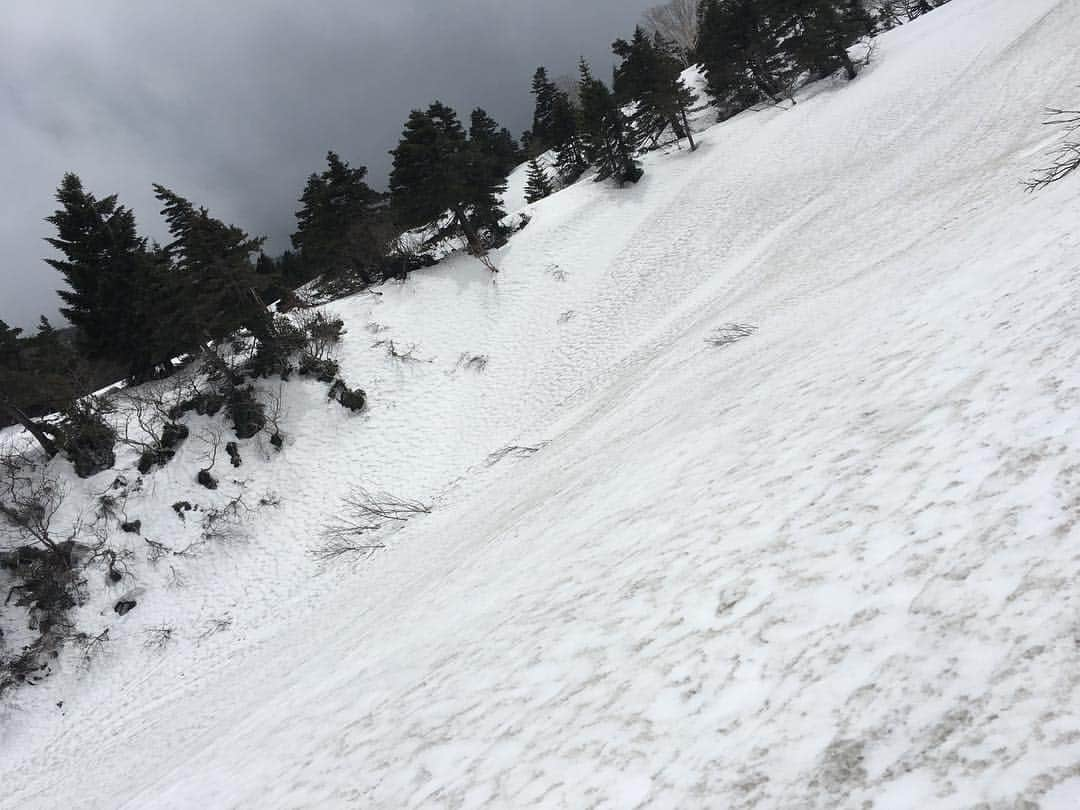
left=3, top=0, right=1080, bottom=807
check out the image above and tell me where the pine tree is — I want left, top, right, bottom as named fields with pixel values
left=612, top=27, right=658, bottom=104
left=153, top=185, right=270, bottom=347
left=615, top=29, right=699, bottom=151
left=44, top=174, right=146, bottom=361
left=292, top=151, right=384, bottom=285
left=0, top=318, right=78, bottom=457
left=787, top=0, right=873, bottom=81
left=390, top=102, right=509, bottom=256
left=466, top=109, right=511, bottom=233
left=43, top=173, right=181, bottom=378
left=577, top=59, right=643, bottom=185
left=389, top=104, right=467, bottom=230
left=530, top=67, right=559, bottom=151
left=554, top=136, right=589, bottom=184
left=524, top=158, right=554, bottom=203
left=696, top=0, right=791, bottom=113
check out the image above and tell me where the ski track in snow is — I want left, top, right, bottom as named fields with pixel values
left=3, top=0, right=1080, bottom=807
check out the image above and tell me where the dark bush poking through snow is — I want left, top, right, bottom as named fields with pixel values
left=226, top=386, right=266, bottom=440
left=328, top=379, right=367, bottom=412
left=60, top=399, right=118, bottom=479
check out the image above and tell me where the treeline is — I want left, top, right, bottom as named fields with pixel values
left=1, top=0, right=948, bottom=458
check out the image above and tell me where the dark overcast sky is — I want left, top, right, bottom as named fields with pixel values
left=0, top=0, right=655, bottom=330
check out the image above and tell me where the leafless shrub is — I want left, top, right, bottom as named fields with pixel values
left=200, top=491, right=253, bottom=544
left=85, top=542, right=134, bottom=585
left=196, top=614, right=233, bottom=643
left=456, top=353, right=489, bottom=372
left=373, top=339, right=432, bottom=364
left=546, top=264, right=568, bottom=282
left=144, top=537, right=171, bottom=564
left=144, top=625, right=175, bottom=650
left=0, top=451, right=77, bottom=562
left=76, top=628, right=110, bottom=669
left=259, top=491, right=282, bottom=509
left=196, top=427, right=222, bottom=489
left=311, top=536, right=387, bottom=562
left=166, top=564, right=187, bottom=589
left=475, top=252, right=500, bottom=274
left=316, top=487, right=431, bottom=561
left=262, top=384, right=287, bottom=452
left=1027, top=106, right=1080, bottom=192
left=292, top=309, right=346, bottom=361
left=487, top=443, right=549, bottom=466
left=705, top=323, right=757, bottom=347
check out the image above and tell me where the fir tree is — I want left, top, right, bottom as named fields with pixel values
left=292, top=151, right=384, bottom=285
left=390, top=102, right=508, bottom=255
left=153, top=184, right=270, bottom=347
left=44, top=173, right=180, bottom=378
left=696, top=0, right=791, bottom=113
left=524, top=158, right=554, bottom=203
left=44, top=174, right=146, bottom=361
left=615, top=29, right=699, bottom=150
left=554, top=136, right=589, bottom=184
left=530, top=67, right=559, bottom=151
left=0, top=318, right=78, bottom=457
left=787, top=0, right=873, bottom=81
left=466, top=109, right=511, bottom=234
left=577, top=59, right=643, bottom=185
left=612, top=27, right=658, bottom=104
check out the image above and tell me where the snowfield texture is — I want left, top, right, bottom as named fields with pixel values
left=3, top=0, right=1080, bottom=807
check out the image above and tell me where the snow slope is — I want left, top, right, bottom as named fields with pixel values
left=3, top=0, right=1080, bottom=807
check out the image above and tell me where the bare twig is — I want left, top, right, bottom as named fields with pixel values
left=143, top=625, right=174, bottom=650
left=316, top=486, right=430, bottom=560
left=705, top=323, right=757, bottom=348
left=1027, top=107, right=1080, bottom=192
left=372, top=339, right=432, bottom=364
left=456, top=353, right=489, bottom=372
left=487, top=443, right=549, bottom=466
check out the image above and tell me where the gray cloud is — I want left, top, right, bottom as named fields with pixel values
left=0, top=0, right=655, bottom=330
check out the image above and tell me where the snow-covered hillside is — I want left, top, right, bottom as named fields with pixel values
left=3, top=0, right=1080, bottom=806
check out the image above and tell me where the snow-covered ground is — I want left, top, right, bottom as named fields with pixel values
left=3, top=0, right=1080, bottom=806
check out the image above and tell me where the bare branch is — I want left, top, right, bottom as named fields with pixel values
left=704, top=323, right=757, bottom=348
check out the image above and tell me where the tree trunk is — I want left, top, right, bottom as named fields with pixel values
left=837, top=46, right=857, bottom=81
left=453, top=206, right=484, bottom=256
left=680, top=109, right=697, bottom=151
left=0, top=400, right=59, bottom=457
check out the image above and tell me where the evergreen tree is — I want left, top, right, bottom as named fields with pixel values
left=615, top=29, right=699, bottom=150
left=549, top=91, right=580, bottom=148
left=524, top=158, right=554, bottom=203
left=389, top=104, right=466, bottom=229
left=530, top=67, right=559, bottom=150
left=292, top=151, right=384, bottom=285
left=493, top=127, right=524, bottom=175
left=787, top=0, right=873, bottom=81
left=44, top=173, right=179, bottom=378
left=390, top=101, right=508, bottom=255
left=612, top=27, right=658, bottom=104
left=44, top=174, right=145, bottom=361
left=554, top=136, right=589, bottom=184
left=696, top=0, right=791, bottom=113
left=466, top=109, right=511, bottom=235
left=0, top=319, right=21, bottom=367
left=577, top=59, right=643, bottom=185
left=153, top=185, right=271, bottom=347
left=0, top=318, right=78, bottom=457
